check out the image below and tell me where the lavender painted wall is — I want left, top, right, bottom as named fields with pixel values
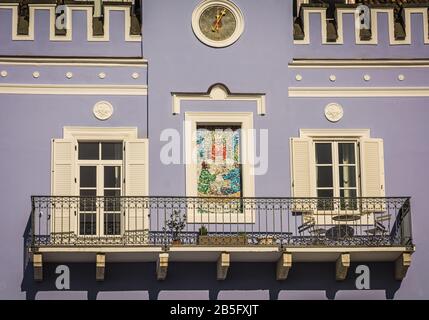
left=0, top=0, right=428, bottom=299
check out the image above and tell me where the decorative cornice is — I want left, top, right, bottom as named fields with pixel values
left=172, top=84, right=266, bottom=115
left=289, top=87, right=429, bottom=97
left=0, top=83, right=148, bottom=95
left=294, top=6, right=429, bottom=45
left=0, top=4, right=141, bottom=42
left=0, top=57, right=147, bottom=66
left=289, top=60, right=429, bottom=68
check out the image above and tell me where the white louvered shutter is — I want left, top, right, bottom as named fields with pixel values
left=51, top=139, right=77, bottom=235
left=360, top=138, right=386, bottom=213
left=124, top=139, right=149, bottom=238
left=290, top=138, right=314, bottom=212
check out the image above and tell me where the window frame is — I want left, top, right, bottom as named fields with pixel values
left=53, top=127, right=141, bottom=237
left=185, top=112, right=256, bottom=224
left=299, top=129, right=370, bottom=201
left=77, top=141, right=124, bottom=237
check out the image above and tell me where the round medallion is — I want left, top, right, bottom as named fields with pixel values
left=324, top=103, right=344, bottom=123
left=0, top=70, right=8, bottom=77
left=33, top=71, right=40, bottom=79
left=192, top=0, right=244, bottom=48
left=93, top=101, right=114, bottom=121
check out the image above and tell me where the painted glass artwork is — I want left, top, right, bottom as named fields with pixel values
left=196, top=126, right=242, bottom=198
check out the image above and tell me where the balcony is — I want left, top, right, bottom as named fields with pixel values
left=29, top=196, right=415, bottom=281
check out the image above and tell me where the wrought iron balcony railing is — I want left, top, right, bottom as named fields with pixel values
left=30, top=196, right=413, bottom=249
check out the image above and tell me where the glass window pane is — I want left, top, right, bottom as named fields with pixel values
left=79, top=189, right=96, bottom=211
left=317, top=189, right=334, bottom=210
left=79, top=213, right=96, bottom=235
left=317, top=166, right=333, bottom=188
left=104, top=213, right=121, bottom=235
left=340, top=189, right=358, bottom=210
left=102, top=143, right=123, bottom=160
left=340, top=189, right=357, bottom=198
left=339, top=166, right=357, bottom=188
left=104, top=189, right=121, bottom=212
left=315, top=143, right=332, bottom=164
left=317, top=189, right=333, bottom=198
left=80, top=166, right=97, bottom=188
left=104, top=166, right=121, bottom=188
left=78, top=142, right=99, bottom=160
left=338, top=143, right=356, bottom=164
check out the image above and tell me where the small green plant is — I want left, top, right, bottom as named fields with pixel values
left=164, top=210, right=186, bottom=243
left=199, top=225, right=208, bottom=236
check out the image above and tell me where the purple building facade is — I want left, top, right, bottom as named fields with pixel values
left=0, top=0, right=427, bottom=300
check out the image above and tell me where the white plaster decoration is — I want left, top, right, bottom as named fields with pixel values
left=289, top=87, right=429, bottom=97
left=191, top=0, right=245, bottom=48
left=324, top=103, right=344, bottom=123
left=66, top=72, right=73, bottom=79
left=329, top=75, right=336, bottom=82
left=93, top=101, right=114, bottom=121
left=33, top=71, right=40, bottom=78
left=132, top=72, right=140, bottom=79
left=295, top=74, right=303, bottom=81
left=0, top=57, right=148, bottom=66
left=0, top=83, right=148, bottom=95
left=98, top=72, right=106, bottom=79
left=172, top=84, right=266, bottom=115
left=398, top=74, right=405, bottom=81
left=363, top=74, right=371, bottom=81
left=0, top=70, right=7, bottom=77
left=293, top=4, right=429, bottom=45
left=289, top=60, right=429, bottom=68
left=0, top=4, right=141, bottom=42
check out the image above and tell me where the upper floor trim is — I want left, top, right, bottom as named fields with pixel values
left=0, top=57, right=147, bottom=67
left=289, top=60, right=429, bottom=69
left=0, top=83, right=148, bottom=95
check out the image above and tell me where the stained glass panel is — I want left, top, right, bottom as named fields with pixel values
left=196, top=126, right=242, bottom=198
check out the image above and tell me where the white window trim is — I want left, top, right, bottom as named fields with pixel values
left=293, top=128, right=379, bottom=226
left=172, top=84, right=266, bottom=115
left=298, top=129, right=370, bottom=197
left=63, top=127, right=138, bottom=141
left=53, top=127, right=140, bottom=196
left=300, top=129, right=370, bottom=139
left=185, top=112, right=256, bottom=224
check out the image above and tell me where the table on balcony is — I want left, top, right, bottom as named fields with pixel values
left=325, top=225, right=355, bottom=240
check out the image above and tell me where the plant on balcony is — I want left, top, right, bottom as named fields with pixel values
left=198, top=225, right=208, bottom=236
left=164, top=210, right=186, bottom=245
left=198, top=230, right=248, bottom=246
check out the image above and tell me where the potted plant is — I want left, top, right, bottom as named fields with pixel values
left=164, top=210, right=186, bottom=245
left=197, top=225, right=209, bottom=245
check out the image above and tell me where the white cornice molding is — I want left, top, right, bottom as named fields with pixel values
left=172, top=84, right=266, bottom=115
left=0, top=83, right=148, bottom=95
left=0, top=4, right=141, bottom=42
left=300, top=129, right=371, bottom=139
left=289, top=60, right=429, bottom=68
left=0, top=57, right=147, bottom=66
left=294, top=6, right=429, bottom=45
left=289, top=87, right=429, bottom=97
left=63, top=126, right=138, bottom=140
